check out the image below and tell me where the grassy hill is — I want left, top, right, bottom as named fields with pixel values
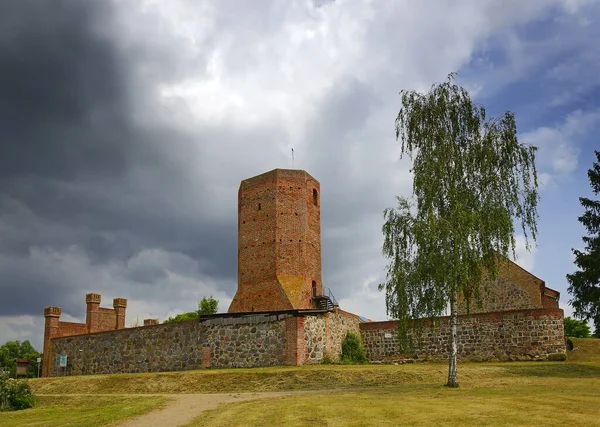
left=565, top=337, right=600, bottom=363
left=11, top=338, right=600, bottom=427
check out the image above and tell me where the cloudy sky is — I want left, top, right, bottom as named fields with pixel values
left=1, top=0, right=599, bottom=350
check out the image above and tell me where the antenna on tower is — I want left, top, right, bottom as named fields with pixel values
left=291, top=148, right=295, bottom=169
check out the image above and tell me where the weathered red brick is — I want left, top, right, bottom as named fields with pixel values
left=229, top=169, right=322, bottom=312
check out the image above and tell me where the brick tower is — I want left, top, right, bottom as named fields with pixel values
left=228, top=169, right=322, bottom=312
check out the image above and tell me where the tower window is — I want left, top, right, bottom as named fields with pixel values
left=312, top=189, right=318, bottom=206
left=312, top=281, right=317, bottom=297
left=258, top=203, right=261, bottom=211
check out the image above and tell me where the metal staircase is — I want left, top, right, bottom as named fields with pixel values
left=312, top=287, right=339, bottom=311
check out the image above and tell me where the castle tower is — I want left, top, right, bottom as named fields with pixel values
left=42, top=306, right=61, bottom=377
left=113, top=298, right=127, bottom=329
left=85, top=293, right=101, bottom=333
left=228, top=169, right=322, bottom=312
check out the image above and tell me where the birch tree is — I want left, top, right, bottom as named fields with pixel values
left=380, top=73, right=539, bottom=387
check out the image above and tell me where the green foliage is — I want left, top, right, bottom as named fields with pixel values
left=564, top=316, right=592, bottom=338
left=0, top=374, right=35, bottom=410
left=340, top=332, right=368, bottom=364
left=163, top=296, right=219, bottom=323
left=198, top=295, right=219, bottom=315
left=381, top=73, right=539, bottom=385
left=567, top=150, right=600, bottom=337
left=0, top=341, right=41, bottom=378
left=321, top=353, right=334, bottom=364
left=547, top=353, right=567, bottom=362
left=163, top=311, right=198, bottom=324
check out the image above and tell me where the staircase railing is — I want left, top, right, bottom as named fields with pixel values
left=312, top=287, right=339, bottom=311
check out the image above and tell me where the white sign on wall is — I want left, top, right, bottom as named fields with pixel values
left=384, top=333, right=392, bottom=339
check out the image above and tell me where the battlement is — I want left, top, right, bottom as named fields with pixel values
left=86, top=293, right=101, bottom=304
left=144, top=318, right=159, bottom=326
left=44, top=306, right=62, bottom=317
left=113, top=298, right=128, bottom=308
left=42, top=292, right=128, bottom=377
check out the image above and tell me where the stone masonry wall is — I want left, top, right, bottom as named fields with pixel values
left=303, top=309, right=361, bottom=364
left=304, top=315, right=327, bottom=363
left=457, top=260, right=545, bottom=315
left=49, top=314, right=289, bottom=376
left=360, top=308, right=565, bottom=362
left=328, top=309, right=361, bottom=360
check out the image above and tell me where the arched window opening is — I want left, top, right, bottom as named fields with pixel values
left=312, top=189, right=318, bottom=206
left=312, top=280, right=318, bottom=297
left=258, top=203, right=261, bottom=211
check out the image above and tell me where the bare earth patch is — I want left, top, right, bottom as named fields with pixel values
left=114, top=391, right=316, bottom=427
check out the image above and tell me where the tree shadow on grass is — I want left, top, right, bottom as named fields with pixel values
left=501, top=363, right=600, bottom=379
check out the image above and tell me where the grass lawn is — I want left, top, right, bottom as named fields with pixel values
left=0, top=395, right=167, bottom=427
left=19, top=338, right=600, bottom=426
left=187, top=372, right=600, bottom=427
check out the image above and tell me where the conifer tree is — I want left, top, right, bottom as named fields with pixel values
left=380, top=73, right=539, bottom=387
left=567, top=150, right=600, bottom=337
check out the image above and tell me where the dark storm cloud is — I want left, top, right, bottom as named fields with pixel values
left=0, top=0, right=236, bottom=317
left=301, top=78, right=398, bottom=300
left=0, top=1, right=131, bottom=181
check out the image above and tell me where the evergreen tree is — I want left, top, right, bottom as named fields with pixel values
left=380, top=73, right=539, bottom=387
left=567, top=150, right=600, bottom=338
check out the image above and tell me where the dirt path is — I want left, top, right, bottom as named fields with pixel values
left=114, top=391, right=310, bottom=427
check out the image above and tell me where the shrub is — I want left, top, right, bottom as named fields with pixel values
left=340, top=331, right=368, bottom=364
left=0, top=374, right=35, bottom=410
left=321, top=353, right=334, bottom=364
left=547, top=352, right=567, bottom=362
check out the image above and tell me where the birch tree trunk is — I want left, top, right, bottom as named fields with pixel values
left=446, top=291, right=459, bottom=387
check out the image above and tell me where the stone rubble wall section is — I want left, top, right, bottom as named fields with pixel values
left=205, top=321, right=287, bottom=368
left=303, top=315, right=327, bottom=363
left=360, top=308, right=565, bottom=362
left=457, top=260, right=545, bottom=315
left=303, top=310, right=362, bottom=364
left=49, top=316, right=288, bottom=376
left=328, top=310, right=361, bottom=360
left=458, top=277, right=539, bottom=315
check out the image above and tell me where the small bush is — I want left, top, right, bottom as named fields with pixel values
left=321, top=353, right=334, bottom=364
left=0, top=374, right=35, bottom=411
left=547, top=352, right=567, bottom=362
left=340, top=331, right=368, bottom=364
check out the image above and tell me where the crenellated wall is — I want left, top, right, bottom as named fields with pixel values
left=46, top=309, right=360, bottom=376
left=360, top=308, right=565, bottom=363
left=42, top=293, right=127, bottom=377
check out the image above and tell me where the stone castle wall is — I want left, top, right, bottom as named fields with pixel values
left=48, top=310, right=360, bottom=376
left=457, top=259, right=559, bottom=315
left=303, top=310, right=361, bottom=363
left=48, top=307, right=565, bottom=376
left=360, top=308, right=565, bottom=362
left=49, top=314, right=290, bottom=375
